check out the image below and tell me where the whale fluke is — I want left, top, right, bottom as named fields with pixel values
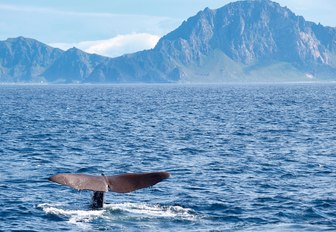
left=48, top=172, right=170, bottom=209
left=106, top=172, right=170, bottom=193
left=49, top=172, right=170, bottom=193
left=49, top=173, right=109, bottom=192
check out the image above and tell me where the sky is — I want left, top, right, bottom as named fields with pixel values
left=1, top=0, right=335, bottom=58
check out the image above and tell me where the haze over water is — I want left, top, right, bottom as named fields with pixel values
left=1, top=83, right=336, bottom=231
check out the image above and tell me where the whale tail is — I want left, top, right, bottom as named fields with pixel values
left=48, top=172, right=170, bottom=209
left=91, top=191, right=105, bottom=209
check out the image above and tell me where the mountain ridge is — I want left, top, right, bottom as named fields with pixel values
left=1, top=0, right=336, bottom=83
left=0, top=37, right=63, bottom=82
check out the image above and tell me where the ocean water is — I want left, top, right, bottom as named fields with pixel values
left=1, top=83, right=336, bottom=231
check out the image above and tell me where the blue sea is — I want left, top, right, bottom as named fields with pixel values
left=1, top=83, right=336, bottom=231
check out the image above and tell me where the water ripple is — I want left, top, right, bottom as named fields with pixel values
left=1, top=84, right=336, bottom=231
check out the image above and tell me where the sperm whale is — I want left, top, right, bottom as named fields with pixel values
left=48, top=172, right=170, bottom=209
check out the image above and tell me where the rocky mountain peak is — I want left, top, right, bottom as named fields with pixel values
left=90, top=0, right=336, bottom=82
left=0, top=37, right=63, bottom=82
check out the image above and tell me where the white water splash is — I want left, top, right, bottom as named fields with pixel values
left=38, top=202, right=196, bottom=229
left=105, top=202, right=196, bottom=220
left=38, top=203, right=106, bottom=229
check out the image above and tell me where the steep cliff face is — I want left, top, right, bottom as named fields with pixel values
left=154, top=0, right=336, bottom=76
left=0, top=37, right=63, bottom=82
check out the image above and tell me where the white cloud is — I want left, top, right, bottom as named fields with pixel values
left=50, top=33, right=161, bottom=58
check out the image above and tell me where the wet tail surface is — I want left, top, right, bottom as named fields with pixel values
left=49, top=172, right=170, bottom=193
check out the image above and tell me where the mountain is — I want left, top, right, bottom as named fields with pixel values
left=0, top=37, right=63, bottom=82
left=0, top=37, right=109, bottom=83
left=43, top=47, right=108, bottom=83
left=88, top=0, right=336, bottom=83
left=1, top=0, right=336, bottom=83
